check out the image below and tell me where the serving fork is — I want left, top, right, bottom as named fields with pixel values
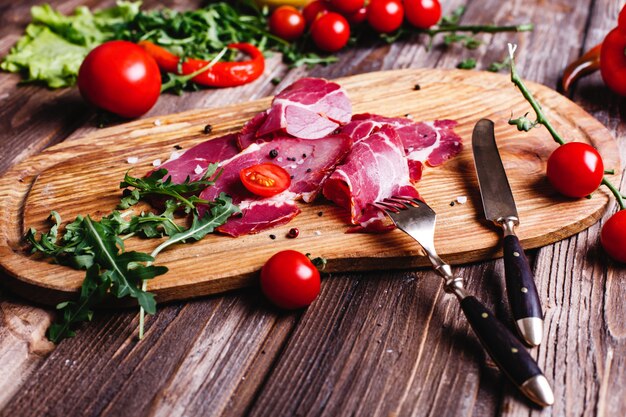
left=373, top=196, right=554, bottom=407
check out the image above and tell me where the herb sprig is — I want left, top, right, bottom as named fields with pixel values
left=27, top=167, right=238, bottom=342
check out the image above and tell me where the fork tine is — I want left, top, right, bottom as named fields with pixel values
left=386, top=197, right=416, bottom=209
left=373, top=201, right=401, bottom=213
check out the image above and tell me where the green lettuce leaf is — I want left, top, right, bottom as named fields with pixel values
left=1, top=1, right=140, bottom=88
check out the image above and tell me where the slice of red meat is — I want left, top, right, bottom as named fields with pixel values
left=198, top=134, right=353, bottom=236
left=237, top=111, right=268, bottom=150
left=256, top=78, right=352, bottom=140
left=148, top=133, right=240, bottom=183
left=322, top=125, right=420, bottom=232
left=339, top=114, right=462, bottom=181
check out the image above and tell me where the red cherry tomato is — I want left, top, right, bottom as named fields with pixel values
left=78, top=41, right=161, bottom=118
left=260, top=250, right=321, bottom=309
left=240, top=163, right=291, bottom=197
left=546, top=142, right=604, bottom=198
left=346, top=6, right=368, bottom=25
left=302, top=0, right=330, bottom=26
left=618, top=5, right=626, bottom=34
left=311, top=12, right=351, bottom=52
left=600, top=26, right=626, bottom=96
left=601, top=210, right=626, bottom=263
left=269, top=6, right=306, bottom=41
left=329, top=0, right=364, bottom=15
left=367, top=0, right=404, bottom=33
left=404, top=0, right=442, bottom=29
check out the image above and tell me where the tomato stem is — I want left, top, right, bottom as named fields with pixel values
left=508, top=43, right=625, bottom=211
left=426, top=23, right=533, bottom=36
left=602, top=178, right=626, bottom=210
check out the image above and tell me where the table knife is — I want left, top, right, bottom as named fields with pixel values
left=472, top=119, right=544, bottom=346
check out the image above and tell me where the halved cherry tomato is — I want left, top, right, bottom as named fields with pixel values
left=240, top=163, right=291, bottom=197
left=269, top=5, right=306, bottom=41
left=260, top=250, right=321, bottom=309
left=329, top=0, right=364, bottom=15
left=302, top=0, right=330, bottom=26
left=367, top=0, right=404, bottom=33
left=601, top=210, right=626, bottom=263
left=311, top=12, right=350, bottom=52
left=405, top=0, right=442, bottom=29
left=546, top=142, right=604, bottom=198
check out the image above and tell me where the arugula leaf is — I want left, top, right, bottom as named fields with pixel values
left=47, top=264, right=108, bottom=342
left=488, top=59, right=510, bottom=72
left=119, top=165, right=220, bottom=211
left=457, top=58, right=477, bottom=70
left=150, top=193, right=240, bottom=258
left=82, top=217, right=166, bottom=313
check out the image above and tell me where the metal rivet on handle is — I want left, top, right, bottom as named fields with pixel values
left=513, top=251, right=520, bottom=257
left=521, top=287, right=528, bottom=293
left=481, top=313, right=488, bottom=318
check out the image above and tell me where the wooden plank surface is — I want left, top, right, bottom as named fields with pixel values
left=1, top=68, right=619, bottom=305
left=0, top=0, right=625, bottom=416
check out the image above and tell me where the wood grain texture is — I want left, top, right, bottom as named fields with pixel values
left=1, top=0, right=625, bottom=416
left=0, top=69, right=620, bottom=307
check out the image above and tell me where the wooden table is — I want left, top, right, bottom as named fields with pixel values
left=0, top=0, right=624, bottom=416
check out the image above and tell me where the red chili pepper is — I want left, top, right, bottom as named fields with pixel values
left=560, top=43, right=601, bottom=94
left=138, top=41, right=265, bottom=88
left=560, top=5, right=626, bottom=96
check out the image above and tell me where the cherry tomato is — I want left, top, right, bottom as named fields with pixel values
left=618, top=5, right=626, bottom=34
left=240, top=163, right=291, bottom=197
left=546, top=142, right=604, bottom=198
left=404, top=0, right=442, bottom=29
left=367, top=0, right=404, bottom=33
left=311, top=12, right=351, bottom=52
left=78, top=41, right=161, bottom=118
left=346, top=6, right=368, bottom=25
left=329, top=0, right=364, bottom=15
left=269, top=6, right=306, bottom=41
left=302, top=0, right=330, bottom=26
left=600, top=26, right=626, bottom=96
left=601, top=210, right=626, bottom=263
left=260, top=250, right=321, bottom=309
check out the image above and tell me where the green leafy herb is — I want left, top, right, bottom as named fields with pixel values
left=27, top=166, right=238, bottom=343
left=119, top=164, right=220, bottom=211
left=488, top=59, right=510, bottom=72
left=457, top=58, right=477, bottom=70
left=1, top=2, right=139, bottom=87
left=31, top=213, right=168, bottom=342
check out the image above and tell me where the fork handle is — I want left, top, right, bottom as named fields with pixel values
left=459, top=296, right=554, bottom=406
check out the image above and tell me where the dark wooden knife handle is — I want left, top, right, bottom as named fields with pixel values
left=460, top=296, right=542, bottom=387
left=503, top=235, right=543, bottom=321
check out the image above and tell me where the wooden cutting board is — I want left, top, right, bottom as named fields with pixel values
left=0, top=69, right=620, bottom=306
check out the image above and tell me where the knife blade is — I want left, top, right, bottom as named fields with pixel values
left=472, top=119, right=544, bottom=347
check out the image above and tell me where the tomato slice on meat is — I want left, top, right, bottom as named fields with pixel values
left=240, top=163, right=291, bottom=197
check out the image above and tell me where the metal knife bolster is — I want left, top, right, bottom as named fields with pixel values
left=498, top=216, right=520, bottom=237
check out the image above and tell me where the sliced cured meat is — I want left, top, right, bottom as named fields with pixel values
left=322, top=125, right=420, bottom=232
left=339, top=114, right=462, bottom=181
left=256, top=78, right=352, bottom=140
left=199, top=134, right=352, bottom=236
left=148, top=133, right=240, bottom=183
left=237, top=111, right=268, bottom=149
left=217, top=199, right=301, bottom=236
